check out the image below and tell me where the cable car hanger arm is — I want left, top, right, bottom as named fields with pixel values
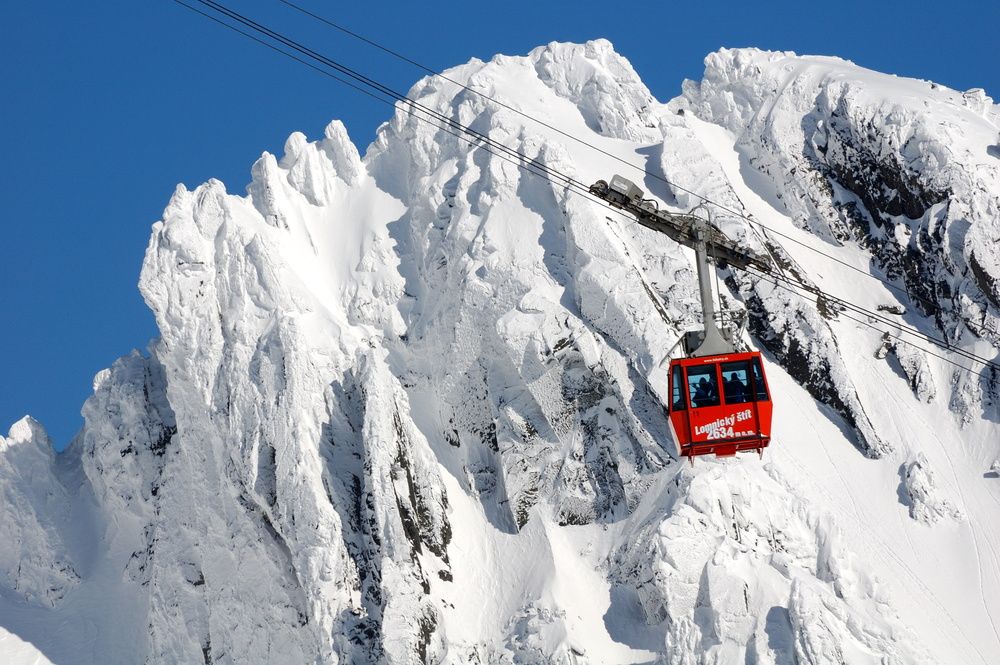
left=590, top=175, right=777, bottom=357
left=588, top=177, right=772, bottom=274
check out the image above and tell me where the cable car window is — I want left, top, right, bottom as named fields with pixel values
left=686, top=365, right=720, bottom=408
left=720, top=361, right=750, bottom=404
left=671, top=364, right=686, bottom=411
left=751, top=357, right=769, bottom=401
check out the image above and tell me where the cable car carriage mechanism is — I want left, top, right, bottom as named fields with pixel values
left=589, top=175, right=774, bottom=460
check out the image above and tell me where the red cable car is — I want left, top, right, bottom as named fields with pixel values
left=666, top=351, right=773, bottom=459
left=589, top=174, right=776, bottom=461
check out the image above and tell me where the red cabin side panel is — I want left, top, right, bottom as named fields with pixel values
left=686, top=403, right=763, bottom=444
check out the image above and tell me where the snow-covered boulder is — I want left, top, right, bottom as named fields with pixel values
left=901, top=454, right=962, bottom=524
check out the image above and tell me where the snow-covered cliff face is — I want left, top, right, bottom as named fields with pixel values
left=681, top=48, right=1000, bottom=428
left=2, top=41, right=999, bottom=665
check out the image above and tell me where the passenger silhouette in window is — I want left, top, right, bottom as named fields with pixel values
left=723, top=373, right=747, bottom=403
left=690, top=375, right=719, bottom=408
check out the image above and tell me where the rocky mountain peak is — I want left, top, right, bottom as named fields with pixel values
left=2, top=43, right=999, bottom=664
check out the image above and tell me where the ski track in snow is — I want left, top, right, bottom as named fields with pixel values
left=929, top=425, right=1000, bottom=650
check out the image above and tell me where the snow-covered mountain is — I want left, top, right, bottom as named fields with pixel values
left=2, top=41, right=999, bottom=664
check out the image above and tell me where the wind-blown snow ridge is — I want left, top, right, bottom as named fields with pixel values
left=2, top=41, right=999, bottom=664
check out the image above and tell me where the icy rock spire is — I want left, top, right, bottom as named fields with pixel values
left=0, top=418, right=78, bottom=608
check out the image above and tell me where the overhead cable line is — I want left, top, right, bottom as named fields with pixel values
left=175, top=1, right=398, bottom=108
left=170, top=0, right=1000, bottom=377
left=277, top=0, right=913, bottom=299
left=172, top=1, right=632, bottom=217
left=180, top=0, right=594, bottom=201
left=745, top=266, right=998, bottom=375
left=737, top=265, right=1000, bottom=371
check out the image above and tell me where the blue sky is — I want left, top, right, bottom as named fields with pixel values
left=2, top=0, right=998, bottom=449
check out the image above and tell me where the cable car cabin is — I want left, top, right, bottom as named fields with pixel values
left=667, top=352, right=772, bottom=459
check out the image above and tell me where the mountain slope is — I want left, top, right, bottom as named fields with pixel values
left=2, top=41, right=999, bottom=664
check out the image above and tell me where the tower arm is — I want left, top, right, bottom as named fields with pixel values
left=589, top=177, right=772, bottom=274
